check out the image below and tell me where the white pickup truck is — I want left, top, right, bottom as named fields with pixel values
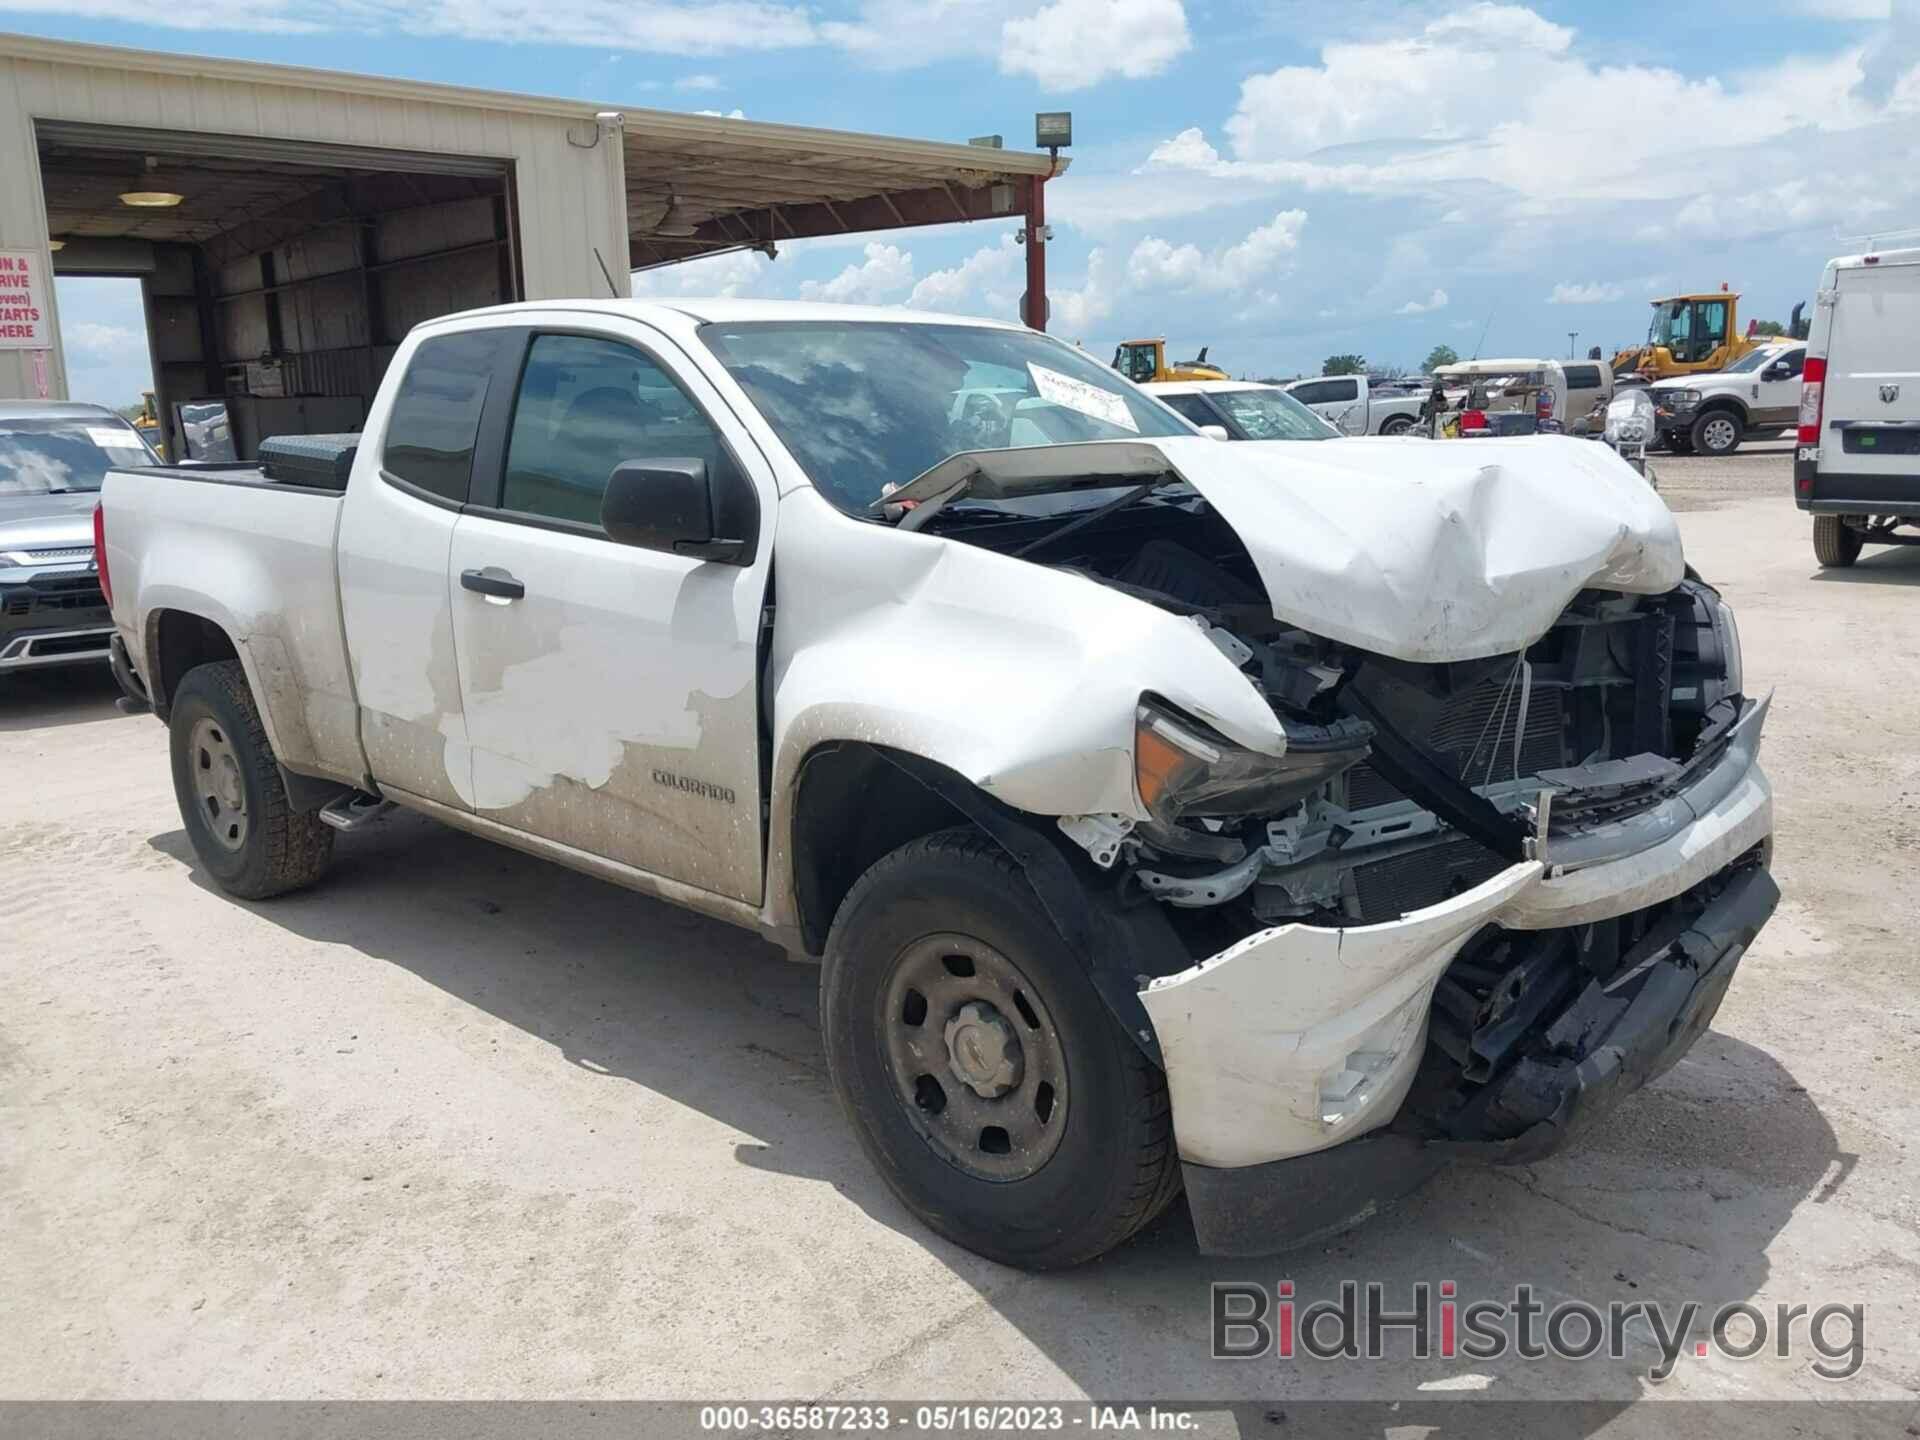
left=98, top=299, right=1777, bottom=1268
left=1281, top=373, right=1426, bottom=435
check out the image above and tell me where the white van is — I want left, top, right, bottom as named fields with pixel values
left=1795, top=246, right=1920, bottom=566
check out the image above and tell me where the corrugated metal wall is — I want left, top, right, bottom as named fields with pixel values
left=0, top=48, right=629, bottom=403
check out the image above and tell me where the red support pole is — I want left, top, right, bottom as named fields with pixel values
left=1023, top=173, right=1047, bottom=331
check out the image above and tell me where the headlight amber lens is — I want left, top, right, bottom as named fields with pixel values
left=1134, top=701, right=1372, bottom=824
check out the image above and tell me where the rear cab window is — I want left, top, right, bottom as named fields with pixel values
left=382, top=330, right=508, bottom=503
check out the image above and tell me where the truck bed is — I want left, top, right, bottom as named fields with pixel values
left=101, top=460, right=368, bottom=786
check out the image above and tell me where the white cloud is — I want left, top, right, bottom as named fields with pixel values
left=907, top=235, right=1023, bottom=316
left=675, top=73, right=722, bottom=90
left=1126, top=209, right=1306, bottom=297
left=1051, top=248, right=1115, bottom=335
left=62, top=321, right=144, bottom=364
left=0, top=0, right=1191, bottom=73
left=695, top=107, right=748, bottom=118
left=798, top=242, right=915, bottom=303
left=1547, top=281, right=1626, bottom=305
left=1145, top=4, right=1904, bottom=219
left=1000, top=0, right=1191, bottom=90
left=630, top=248, right=771, bottom=297
left=1396, top=288, right=1448, bottom=314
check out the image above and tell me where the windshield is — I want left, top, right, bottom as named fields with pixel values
left=1649, top=303, right=1686, bottom=348
left=0, top=417, right=157, bottom=495
left=1209, top=387, right=1337, bottom=441
left=697, top=321, right=1191, bottom=514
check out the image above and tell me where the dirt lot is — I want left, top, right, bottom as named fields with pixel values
left=4, top=441, right=1918, bottom=1422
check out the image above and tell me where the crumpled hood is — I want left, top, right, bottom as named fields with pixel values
left=1153, top=434, right=1685, bottom=663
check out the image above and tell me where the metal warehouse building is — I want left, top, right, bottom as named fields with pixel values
left=0, top=33, right=1062, bottom=459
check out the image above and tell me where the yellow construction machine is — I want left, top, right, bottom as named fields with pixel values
left=1609, top=288, right=1770, bottom=382
left=1111, top=338, right=1228, bottom=384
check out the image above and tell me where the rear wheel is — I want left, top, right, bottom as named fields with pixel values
left=1691, top=409, right=1743, bottom=457
left=1813, top=514, right=1864, bottom=568
left=1378, top=414, right=1416, bottom=437
left=821, top=828, right=1179, bottom=1269
left=169, top=660, right=333, bottom=899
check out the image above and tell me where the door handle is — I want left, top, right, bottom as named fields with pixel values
left=460, top=566, right=525, bottom=602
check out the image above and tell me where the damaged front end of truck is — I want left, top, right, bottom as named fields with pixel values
left=892, top=435, right=1777, bottom=1254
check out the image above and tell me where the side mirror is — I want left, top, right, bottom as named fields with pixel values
left=600, top=458, right=751, bottom=564
left=1762, top=363, right=1789, bottom=381
left=1198, top=424, right=1232, bottom=441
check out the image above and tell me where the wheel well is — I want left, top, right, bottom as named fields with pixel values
left=146, top=609, right=239, bottom=720
left=1696, top=397, right=1749, bottom=424
left=790, top=742, right=974, bottom=956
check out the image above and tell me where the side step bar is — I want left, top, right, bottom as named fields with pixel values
left=319, top=791, right=395, bottom=832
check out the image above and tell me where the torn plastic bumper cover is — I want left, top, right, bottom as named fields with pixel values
left=1177, top=860, right=1776, bottom=1256
left=1138, top=700, right=1778, bottom=1256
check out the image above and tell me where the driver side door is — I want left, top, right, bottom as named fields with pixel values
left=446, top=322, right=773, bottom=905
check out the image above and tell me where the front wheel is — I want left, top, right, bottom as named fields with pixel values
left=168, top=660, right=334, bottom=899
left=821, top=828, right=1179, bottom=1269
left=1813, top=514, right=1864, bottom=568
left=1691, top=409, right=1743, bottom=457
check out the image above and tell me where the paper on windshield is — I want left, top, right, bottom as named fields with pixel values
left=87, top=426, right=146, bottom=450
left=1028, top=363, right=1137, bottom=433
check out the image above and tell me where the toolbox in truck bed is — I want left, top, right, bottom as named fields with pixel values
left=259, top=434, right=359, bottom=490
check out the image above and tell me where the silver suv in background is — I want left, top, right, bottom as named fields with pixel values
left=0, top=402, right=158, bottom=676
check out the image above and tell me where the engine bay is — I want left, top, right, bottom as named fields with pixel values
left=935, top=491, right=1748, bottom=941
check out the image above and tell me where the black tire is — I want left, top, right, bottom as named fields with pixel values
left=1378, top=414, right=1416, bottom=437
left=1690, top=408, right=1743, bottom=457
left=169, top=659, right=333, bottom=899
left=822, top=827, right=1180, bottom=1269
left=1813, top=514, right=1863, bottom=568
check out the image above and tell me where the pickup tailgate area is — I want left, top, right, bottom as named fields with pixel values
left=102, top=465, right=367, bottom=785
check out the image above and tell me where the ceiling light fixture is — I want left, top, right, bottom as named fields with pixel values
left=119, top=191, right=185, bottom=208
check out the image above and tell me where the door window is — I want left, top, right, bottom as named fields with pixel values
left=500, top=334, right=726, bottom=528
left=383, top=330, right=505, bottom=502
left=1160, top=393, right=1222, bottom=429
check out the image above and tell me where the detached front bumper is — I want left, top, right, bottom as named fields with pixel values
left=1139, top=700, right=1777, bottom=1256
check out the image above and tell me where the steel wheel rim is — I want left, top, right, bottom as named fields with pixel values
left=1703, top=416, right=1736, bottom=452
left=879, top=932, right=1070, bottom=1182
left=190, top=716, right=249, bottom=852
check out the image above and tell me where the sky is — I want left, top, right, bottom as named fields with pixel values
left=21, top=0, right=1920, bottom=408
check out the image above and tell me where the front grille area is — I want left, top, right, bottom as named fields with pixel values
left=3, top=578, right=106, bottom=617
left=1350, top=835, right=1506, bottom=925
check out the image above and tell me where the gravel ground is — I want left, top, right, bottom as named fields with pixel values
left=3, top=453, right=1917, bottom=1429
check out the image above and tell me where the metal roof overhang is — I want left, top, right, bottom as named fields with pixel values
left=617, top=115, right=1063, bottom=269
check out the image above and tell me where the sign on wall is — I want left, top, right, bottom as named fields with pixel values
left=0, top=249, right=53, bottom=350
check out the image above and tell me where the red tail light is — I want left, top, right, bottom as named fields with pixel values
left=92, top=502, right=112, bottom=607
left=1797, top=356, right=1826, bottom=447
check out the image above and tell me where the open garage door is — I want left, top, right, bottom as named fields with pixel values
left=38, top=121, right=519, bottom=461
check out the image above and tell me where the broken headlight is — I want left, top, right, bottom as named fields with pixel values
left=1133, top=700, right=1372, bottom=824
